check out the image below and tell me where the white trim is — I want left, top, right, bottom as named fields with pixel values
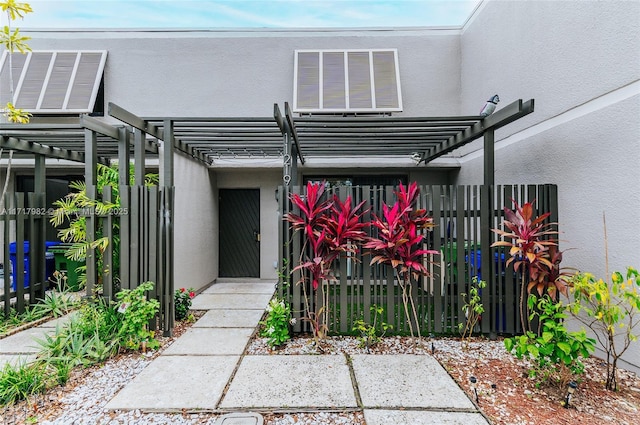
left=318, top=51, right=324, bottom=109
left=62, top=52, right=82, bottom=109
left=12, top=52, right=31, bottom=104
left=36, top=52, right=57, bottom=110
left=369, top=51, right=376, bottom=109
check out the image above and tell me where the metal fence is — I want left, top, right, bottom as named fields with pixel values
left=1, top=192, right=48, bottom=315
left=278, top=184, right=558, bottom=337
left=1, top=184, right=174, bottom=333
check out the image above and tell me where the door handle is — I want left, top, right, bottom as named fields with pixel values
left=253, top=230, right=261, bottom=242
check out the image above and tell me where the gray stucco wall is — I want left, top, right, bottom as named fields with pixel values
left=172, top=153, right=218, bottom=291
left=23, top=28, right=462, bottom=117
left=458, top=0, right=640, bottom=373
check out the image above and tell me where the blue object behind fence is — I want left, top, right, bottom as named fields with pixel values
left=9, top=241, right=57, bottom=290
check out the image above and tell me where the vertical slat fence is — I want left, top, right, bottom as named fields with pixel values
left=279, top=183, right=558, bottom=337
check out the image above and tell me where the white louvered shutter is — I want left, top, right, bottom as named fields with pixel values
left=294, top=49, right=402, bottom=113
left=0, top=50, right=107, bottom=114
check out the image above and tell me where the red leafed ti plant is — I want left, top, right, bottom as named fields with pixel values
left=364, top=182, right=437, bottom=339
left=491, top=199, right=567, bottom=333
left=285, top=181, right=368, bottom=343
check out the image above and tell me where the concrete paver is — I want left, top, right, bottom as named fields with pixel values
left=351, top=355, right=476, bottom=409
left=220, top=355, right=357, bottom=409
left=203, top=282, right=276, bottom=295
left=37, top=314, right=75, bottom=328
left=162, top=328, right=254, bottom=356
left=0, top=354, right=38, bottom=369
left=0, top=327, right=54, bottom=354
left=191, top=293, right=273, bottom=310
left=105, top=355, right=239, bottom=410
left=193, top=309, right=265, bottom=328
left=364, top=410, right=490, bottom=425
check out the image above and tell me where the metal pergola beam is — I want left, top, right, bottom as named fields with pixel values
left=0, top=135, right=91, bottom=163
left=422, top=99, right=535, bottom=163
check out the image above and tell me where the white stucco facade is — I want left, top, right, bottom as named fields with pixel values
left=5, top=0, right=638, bottom=371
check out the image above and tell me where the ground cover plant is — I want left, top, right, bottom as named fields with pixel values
left=0, top=281, right=160, bottom=407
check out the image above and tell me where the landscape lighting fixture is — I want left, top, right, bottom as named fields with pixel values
left=564, top=381, right=578, bottom=408
left=470, top=376, right=479, bottom=403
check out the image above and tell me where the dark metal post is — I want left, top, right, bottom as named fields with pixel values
left=482, top=128, right=495, bottom=336
left=33, top=154, right=46, bottom=299
left=84, top=129, right=98, bottom=296
left=118, top=127, right=131, bottom=289
left=161, top=119, right=174, bottom=336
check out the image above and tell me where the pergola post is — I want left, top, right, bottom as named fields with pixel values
left=481, top=127, right=495, bottom=337
left=118, top=127, right=131, bottom=289
left=33, top=154, right=46, bottom=300
left=84, top=128, right=98, bottom=296
left=161, top=119, right=174, bottom=336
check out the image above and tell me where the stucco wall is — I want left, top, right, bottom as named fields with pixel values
left=24, top=28, right=462, bottom=118
left=458, top=0, right=640, bottom=373
left=172, top=153, right=218, bottom=291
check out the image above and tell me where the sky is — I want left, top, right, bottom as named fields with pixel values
left=10, top=0, right=481, bottom=29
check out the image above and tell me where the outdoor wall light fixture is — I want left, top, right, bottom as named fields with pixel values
left=564, top=381, right=578, bottom=408
left=469, top=376, right=479, bottom=403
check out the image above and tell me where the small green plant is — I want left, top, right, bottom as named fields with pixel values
left=504, top=295, right=595, bottom=387
left=33, top=288, right=76, bottom=319
left=570, top=267, right=640, bottom=391
left=115, top=281, right=160, bottom=351
left=174, top=287, right=195, bottom=321
left=260, top=297, right=292, bottom=348
left=352, top=304, right=392, bottom=351
left=0, top=361, right=49, bottom=406
left=458, top=277, right=486, bottom=348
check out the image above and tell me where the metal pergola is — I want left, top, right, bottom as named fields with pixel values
left=137, top=98, right=534, bottom=187
left=1, top=98, right=534, bottom=334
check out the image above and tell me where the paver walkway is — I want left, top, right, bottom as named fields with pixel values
left=2, top=281, right=490, bottom=424
left=107, top=280, right=489, bottom=424
left=0, top=314, right=71, bottom=368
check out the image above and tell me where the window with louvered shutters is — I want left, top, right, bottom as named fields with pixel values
left=293, top=49, right=402, bottom=113
left=0, top=50, right=107, bottom=114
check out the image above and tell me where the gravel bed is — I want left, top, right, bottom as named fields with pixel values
left=247, top=334, right=510, bottom=360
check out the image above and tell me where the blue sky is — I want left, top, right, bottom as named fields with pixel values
left=13, top=0, right=480, bottom=29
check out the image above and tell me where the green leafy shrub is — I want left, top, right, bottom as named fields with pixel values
left=174, top=287, right=195, bottom=321
left=0, top=361, right=49, bottom=406
left=352, top=305, right=392, bottom=351
left=260, top=297, right=292, bottom=348
left=570, top=267, right=640, bottom=391
left=504, top=295, right=595, bottom=387
left=115, top=281, right=160, bottom=351
left=458, top=277, right=486, bottom=348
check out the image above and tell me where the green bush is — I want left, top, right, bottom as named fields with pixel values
left=504, top=295, right=595, bottom=387
left=260, top=297, right=292, bottom=348
left=174, top=287, right=195, bottom=321
left=116, top=281, right=160, bottom=351
left=352, top=305, right=392, bottom=350
left=0, top=361, right=50, bottom=406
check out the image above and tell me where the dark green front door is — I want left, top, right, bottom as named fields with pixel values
left=219, top=189, right=260, bottom=278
